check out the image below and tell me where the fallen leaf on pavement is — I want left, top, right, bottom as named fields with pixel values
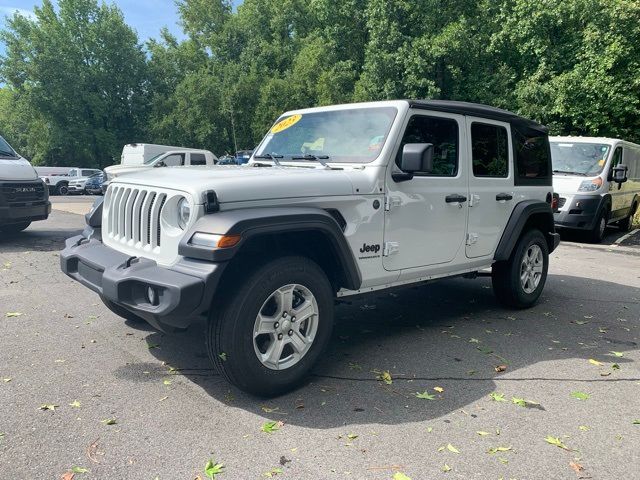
left=489, top=392, right=506, bottom=402
left=415, top=391, right=435, bottom=400
left=476, top=431, right=491, bottom=436
left=487, top=446, right=512, bottom=454
left=5, top=312, right=22, bottom=317
left=569, top=461, right=584, bottom=473
left=101, top=418, right=117, bottom=425
left=204, top=459, right=224, bottom=479
left=378, top=371, right=393, bottom=385
left=69, top=400, right=81, bottom=408
left=571, top=391, right=590, bottom=401
left=61, top=472, right=75, bottom=480
left=588, top=359, right=603, bottom=366
left=264, top=467, right=283, bottom=477
left=609, top=351, right=624, bottom=357
left=442, top=464, right=451, bottom=473
left=446, top=444, right=460, bottom=454
left=71, top=467, right=88, bottom=474
left=261, top=421, right=284, bottom=433
left=434, top=386, right=444, bottom=393
left=39, top=404, right=58, bottom=411
left=494, top=365, right=507, bottom=373
left=545, top=436, right=569, bottom=450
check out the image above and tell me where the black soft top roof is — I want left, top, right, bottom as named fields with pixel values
left=408, top=100, right=548, bottom=135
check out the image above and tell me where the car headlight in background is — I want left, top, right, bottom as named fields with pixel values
left=177, top=197, right=191, bottom=229
left=578, top=177, right=603, bottom=192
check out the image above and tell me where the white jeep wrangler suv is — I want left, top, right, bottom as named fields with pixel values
left=61, top=100, right=560, bottom=396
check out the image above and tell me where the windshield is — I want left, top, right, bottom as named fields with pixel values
left=256, top=107, right=398, bottom=163
left=550, top=142, right=611, bottom=176
left=0, top=135, right=17, bottom=157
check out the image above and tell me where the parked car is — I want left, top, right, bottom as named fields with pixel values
left=550, top=136, right=640, bottom=242
left=0, top=134, right=51, bottom=233
left=217, top=154, right=237, bottom=165
left=41, top=167, right=102, bottom=195
left=235, top=150, right=253, bottom=165
left=61, top=100, right=559, bottom=396
left=84, top=172, right=105, bottom=195
left=105, top=148, right=217, bottom=181
left=120, top=143, right=194, bottom=165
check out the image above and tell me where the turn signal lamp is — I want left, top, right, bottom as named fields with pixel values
left=190, top=232, right=241, bottom=249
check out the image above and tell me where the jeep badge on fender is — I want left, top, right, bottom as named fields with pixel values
left=61, top=100, right=560, bottom=397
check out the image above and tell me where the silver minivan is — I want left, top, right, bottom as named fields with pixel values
left=551, top=136, right=640, bottom=242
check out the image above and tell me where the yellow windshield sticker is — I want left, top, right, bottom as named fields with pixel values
left=271, top=114, right=302, bottom=134
left=598, top=159, right=605, bottom=166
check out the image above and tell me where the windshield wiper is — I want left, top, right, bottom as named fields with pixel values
left=253, top=154, right=283, bottom=166
left=291, top=154, right=330, bottom=167
left=553, top=169, right=588, bottom=176
left=0, top=149, right=17, bottom=157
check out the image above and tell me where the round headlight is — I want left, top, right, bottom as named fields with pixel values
left=177, top=197, right=191, bottom=229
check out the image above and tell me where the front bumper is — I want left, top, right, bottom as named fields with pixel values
left=0, top=202, right=51, bottom=225
left=554, top=194, right=603, bottom=231
left=60, top=232, right=225, bottom=330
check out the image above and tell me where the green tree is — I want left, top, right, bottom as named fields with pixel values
left=0, top=0, right=148, bottom=167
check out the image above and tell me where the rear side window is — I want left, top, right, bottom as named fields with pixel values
left=396, top=115, right=458, bottom=176
left=624, top=146, right=640, bottom=180
left=81, top=170, right=95, bottom=176
left=163, top=154, right=185, bottom=167
left=471, top=123, right=509, bottom=177
left=190, top=153, right=207, bottom=166
left=513, top=128, right=551, bottom=185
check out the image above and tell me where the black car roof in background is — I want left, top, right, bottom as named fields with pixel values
left=407, top=100, right=548, bottom=135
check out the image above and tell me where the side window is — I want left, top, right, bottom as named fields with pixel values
left=81, top=170, right=94, bottom=176
left=513, top=129, right=551, bottom=185
left=190, top=153, right=207, bottom=166
left=612, top=147, right=622, bottom=168
left=471, top=123, right=509, bottom=177
left=162, top=154, right=185, bottom=167
left=396, top=115, right=458, bottom=176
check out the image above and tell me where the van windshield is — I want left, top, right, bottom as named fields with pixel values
left=0, top=135, right=18, bottom=158
left=550, top=142, right=611, bottom=176
left=256, top=107, right=398, bottom=164
left=144, top=153, right=165, bottom=165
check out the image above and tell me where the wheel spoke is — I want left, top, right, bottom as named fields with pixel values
left=293, top=300, right=315, bottom=323
left=262, top=339, right=285, bottom=369
left=532, top=264, right=543, bottom=274
left=255, top=314, right=277, bottom=336
left=288, top=330, right=308, bottom=353
left=274, top=285, right=295, bottom=314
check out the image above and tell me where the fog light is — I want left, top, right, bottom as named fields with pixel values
left=147, top=286, right=158, bottom=306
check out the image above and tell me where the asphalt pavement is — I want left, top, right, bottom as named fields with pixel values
left=1, top=202, right=639, bottom=480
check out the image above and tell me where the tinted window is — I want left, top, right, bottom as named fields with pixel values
left=396, top=115, right=458, bottom=176
left=472, top=123, right=509, bottom=177
left=191, top=153, right=207, bottom=166
left=514, top=129, right=551, bottom=184
left=81, top=170, right=96, bottom=176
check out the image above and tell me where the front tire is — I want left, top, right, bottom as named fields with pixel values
left=588, top=209, right=608, bottom=243
left=56, top=183, right=69, bottom=196
left=0, top=222, right=31, bottom=234
left=492, top=229, right=549, bottom=309
left=207, top=256, right=334, bottom=397
left=618, top=202, right=637, bottom=232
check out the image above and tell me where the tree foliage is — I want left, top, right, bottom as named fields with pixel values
left=1, top=0, right=639, bottom=166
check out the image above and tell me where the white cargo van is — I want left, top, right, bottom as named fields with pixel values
left=551, top=136, right=640, bottom=242
left=0, top=135, right=51, bottom=233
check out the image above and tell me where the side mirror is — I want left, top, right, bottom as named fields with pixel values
left=154, top=161, right=166, bottom=168
left=612, top=164, right=628, bottom=184
left=394, top=143, right=434, bottom=182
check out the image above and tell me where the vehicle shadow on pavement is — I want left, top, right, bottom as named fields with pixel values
left=0, top=227, right=83, bottom=253
left=142, top=274, right=639, bottom=428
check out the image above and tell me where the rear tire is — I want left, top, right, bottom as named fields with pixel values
left=0, top=222, right=31, bottom=233
left=618, top=202, right=637, bottom=232
left=100, top=295, right=146, bottom=323
left=207, top=256, right=334, bottom=397
left=492, top=229, right=549, bottom=309
left=56, top=183, right=69, bottom=196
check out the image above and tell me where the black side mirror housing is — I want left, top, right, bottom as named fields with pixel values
left=612, top=164, right=628, bottom=184
left=393, top=143, right=434, bottom=182
left=154, top=161, right=166, bottom=168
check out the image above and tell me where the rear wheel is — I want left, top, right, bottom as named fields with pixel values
left=492, top=229, right=549, bottom=309
left=207, top=256, right=334, bottom=397
left=100, top=295, right=146, bottom=323
left=618, top=202, right=637, bottom=232
left=0, top=222, right=31, bottom=234
left=56, top=183, right=69, bottom=196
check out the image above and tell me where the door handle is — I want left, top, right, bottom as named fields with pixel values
left=496, top=193, right=513, bottom=202
left=445, top=194, right=468, bottom=204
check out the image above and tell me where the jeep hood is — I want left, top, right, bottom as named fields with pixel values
left=111, top=165, right=356, bottom=203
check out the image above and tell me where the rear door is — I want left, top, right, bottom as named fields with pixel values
left=383, top=110, right=468, bottom=271
left=466, top=117, right=516, bottom=258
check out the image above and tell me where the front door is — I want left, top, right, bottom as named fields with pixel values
left=466, top=117, right=516, bottom=258
left=383, top=111, right=469, bottom=271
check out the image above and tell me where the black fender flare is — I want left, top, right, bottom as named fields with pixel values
left=179, top=207, right=362, bottom=290
left=494, top=200, right=559, bottom=261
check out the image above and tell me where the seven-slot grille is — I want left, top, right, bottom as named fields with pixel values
left=0, top=182, right=46, bottom=204
left=106, top=185, right=167, bottom=248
